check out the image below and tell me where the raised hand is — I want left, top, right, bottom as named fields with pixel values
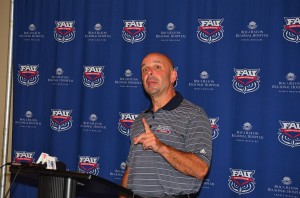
left=133, top=118, right=163, bottom=152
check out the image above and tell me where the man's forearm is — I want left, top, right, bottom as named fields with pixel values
left=121, top=167, right=129, bottom=188
left=158, top=144, right=209, bottom=180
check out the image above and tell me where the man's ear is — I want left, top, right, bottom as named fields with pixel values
left=171, top=69, right=178, bottom=84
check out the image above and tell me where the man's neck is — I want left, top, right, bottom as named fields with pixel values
left=151, top=91, right=176, bottom=112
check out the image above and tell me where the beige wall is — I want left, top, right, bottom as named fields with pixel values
left=0, top=0, right=12, bottom=192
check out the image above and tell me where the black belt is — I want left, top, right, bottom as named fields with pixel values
left=138, top=193, right=197, bottom=198
left=160, top=194, right=197, bottom=198
left=171, top=194, right=197, bottom=198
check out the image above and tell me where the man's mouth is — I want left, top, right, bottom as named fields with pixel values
left=146, top=78, right=158, bottom=87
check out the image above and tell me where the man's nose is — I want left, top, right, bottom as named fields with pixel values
left=147, top=68, right=153, bottom=75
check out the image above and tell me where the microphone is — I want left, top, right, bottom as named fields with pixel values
left=56, top=161, right=66, bottom=171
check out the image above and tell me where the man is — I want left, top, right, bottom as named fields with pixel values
left=122, top=52, right=212, bottom=198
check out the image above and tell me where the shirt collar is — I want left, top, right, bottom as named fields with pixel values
left=144, top=92, right=183, bottom=113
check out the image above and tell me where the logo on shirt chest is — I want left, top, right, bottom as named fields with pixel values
left=155, top=125, right=172, bottom=134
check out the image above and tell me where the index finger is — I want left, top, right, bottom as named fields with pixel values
left=142, top=118, right=151, bottom=133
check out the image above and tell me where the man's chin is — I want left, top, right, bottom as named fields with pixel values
left=145, top=89, right=160, bottom=96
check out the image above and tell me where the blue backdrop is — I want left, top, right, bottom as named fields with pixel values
left=12, top=0, right=300, bottom=197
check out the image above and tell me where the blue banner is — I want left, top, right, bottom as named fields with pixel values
left=12, top=0, right=300, bottom=197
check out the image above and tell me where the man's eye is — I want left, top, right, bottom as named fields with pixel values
left=155, top=65, right=161, bottom=69
left=142, top=68, right=147, bottom=73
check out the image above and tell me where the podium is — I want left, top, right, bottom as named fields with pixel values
left=9, top=165, right=141, bottom=198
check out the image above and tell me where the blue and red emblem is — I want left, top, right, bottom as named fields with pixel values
left=197, top=19, right=224, bottom=44
left=233, top=68, right=260, bottom=94
left=228, top=168, right=256, bottom=195
left=210, top=117, right=219, bottom=139
left=82, top=66, right=105, bottom=88
left=17, top=64, right=39, bottom=86
left=13, top=151, right=35, bottom=164
left=278, top=121, right=300, bottom=148
left=118, top=112, right=138, bottom=136
left=283, top=17, right=300, bottom=43
left=54, top=21, right=76, bottom=43
left=50, top=109, right=73, bottom=132
left=122, top=20, right=146, bottom=44
left=78, top=156, right=100, bottom=176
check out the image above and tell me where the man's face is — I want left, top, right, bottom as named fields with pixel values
left=141, top=53, right=176, bottom=97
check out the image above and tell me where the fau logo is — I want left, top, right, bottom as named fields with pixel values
left=17, top=64, right=39, bottom=86
left=50, top=109, right=73, bottom=132
left=228, top=168, right=256, bottom=195
left=209, top=117, right=219, bottom=139
left=13, top=151, right=35, bottom=163
left=118, top=112, right=138, bottom=136
left=82, top=66, right=105, bottom=88
left=278, top=121, right=300, bottom=148
left=197, top=19, right=224, bottom=44
left=78, top=156, right=100, bottom=176
left=283, top=17, right=300, bottom=43
left=156, top=125, right=171, bottom=135
left=232, top=68, right=260, bottom=94
left=54, top=21, right=76, bottom=43
left=122, top=20, right=146, bottom=44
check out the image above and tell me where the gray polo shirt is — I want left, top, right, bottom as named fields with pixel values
left=126, top=92, right=212, bottom=197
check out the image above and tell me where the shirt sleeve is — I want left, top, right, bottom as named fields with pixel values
left=185, top=107, right=212, bottom=166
